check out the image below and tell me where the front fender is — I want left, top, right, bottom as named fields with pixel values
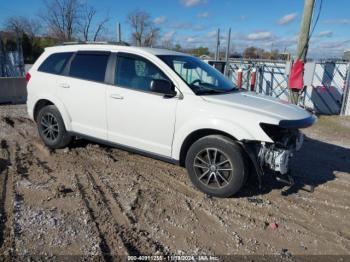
left=172, top=117, right=272, bottom=160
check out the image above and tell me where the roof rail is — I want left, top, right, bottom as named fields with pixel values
left=58, top=41, right=130, bottom=46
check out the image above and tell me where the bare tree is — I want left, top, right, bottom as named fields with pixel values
left=161, top=39, right=173, bottom=49
left=160, top=31, right=176, bottom=49
left=127, top=10, right=159, bottom=47
left=5, top=16, right=42, bottom=40
left=5, top=17, right=27, bottom=35
left=24, top=19, right=42, bottom=39
left=40, top=0, right=109, bottom=42
left=40, top=0, right=81, bottom=41
left=92, top=17, right=109, bottom=41
left=79, top=5, right=110, bottom=41
left=80, top=6, right=96, bottom=41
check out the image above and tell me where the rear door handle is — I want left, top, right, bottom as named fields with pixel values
left=110, top=94, right=124, bottom=100
left=59, top=83, right=70, bottom=88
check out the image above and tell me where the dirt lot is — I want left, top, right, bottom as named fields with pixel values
left=0, top=104, right=349, bottom=258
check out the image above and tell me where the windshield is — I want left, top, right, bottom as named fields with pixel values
left=158, top=55, right=237, bottom=95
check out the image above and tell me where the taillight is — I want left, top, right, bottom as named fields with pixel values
left=25, top=72, right=31, bottom=82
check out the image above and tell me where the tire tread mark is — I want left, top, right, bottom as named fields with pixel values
left=73, top=149, right=169, bottom=255
left=74, top=173, right=121, bottom=260
left=0, top=139, right=14, bottom=257
left=85, top=171, right=131, bottom=226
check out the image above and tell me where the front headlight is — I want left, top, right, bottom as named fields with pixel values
left=260, top=123, right=299, bottom=148
left=260, top=123, right=288, bottom=142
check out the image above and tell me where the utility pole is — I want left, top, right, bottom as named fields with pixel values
left=224, top=28, right=231, bottom=76
left=117, top=22, right=122, bottom=43
left=215, top=28, right=220, bottom=60
left=0, top=36, right=4, bottom=77
left=296, top=0, right=315, bottom=61
left=289, top=0, right=315, bottom=104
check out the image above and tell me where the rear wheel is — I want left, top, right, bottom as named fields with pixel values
left=36, top=105, right=72, bottom=149
left=185, top=135, right=246, bottom=197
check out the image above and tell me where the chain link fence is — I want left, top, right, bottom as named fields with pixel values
left=208, top=59, right=350, bottom=115
left=0, top=36, right=25, bottom=77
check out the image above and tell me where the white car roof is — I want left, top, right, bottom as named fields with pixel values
left=45, top=44, right=188, bottom=57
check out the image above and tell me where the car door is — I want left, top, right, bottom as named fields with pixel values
left=106, top=52, right=179, bottom=157
left=56, top=51, right=110, bottom=139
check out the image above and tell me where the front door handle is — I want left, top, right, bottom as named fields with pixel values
left=59, top=83, right=70, bottom=88
left=110, top=94, right=124, bottom=100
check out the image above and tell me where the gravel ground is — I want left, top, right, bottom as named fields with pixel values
left=0, top=104, right=349, bottom=259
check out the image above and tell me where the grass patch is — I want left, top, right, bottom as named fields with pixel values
left=314, top=115, right=350, bottom=134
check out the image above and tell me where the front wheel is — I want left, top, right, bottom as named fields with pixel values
left=36, top=105, right=72, bottom=149
left=185, top=135, right=246, bottom=198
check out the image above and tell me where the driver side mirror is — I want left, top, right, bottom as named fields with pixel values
left=150, top=79, right=176, bottom=97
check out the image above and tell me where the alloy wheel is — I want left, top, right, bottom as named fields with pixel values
left=193, top=148, right=233, bottom=189
left=40, top=113, right=59, bottom=142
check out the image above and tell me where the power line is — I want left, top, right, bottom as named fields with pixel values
left=309, top=0, right=323, bottom=38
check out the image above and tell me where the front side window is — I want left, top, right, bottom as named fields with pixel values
left=69, top=52, right=109, bottom=82
left=38, top=52, right=73, bottom=75
left=158, top=55, right=236, bottom=95
left=115, top=54, right=169, bottom=92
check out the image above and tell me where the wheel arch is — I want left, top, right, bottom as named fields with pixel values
left=33, top=99, right=54, bottom=121
left=33, top=97, right=72, bottom=130
left=178, top=129, right=237, bottom=167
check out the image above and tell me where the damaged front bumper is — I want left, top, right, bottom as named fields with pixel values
left=239, top=115, right=315, bottom=188
left=238, top=132, right=303, bottom=191
left=258, top=131, right=304, bottom=175
left=256, top=116, right=314, bottom=175
left=237, top=115, right=316, bottom=191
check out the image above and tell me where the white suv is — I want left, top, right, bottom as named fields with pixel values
left=26, top=44, right=315, bottom=197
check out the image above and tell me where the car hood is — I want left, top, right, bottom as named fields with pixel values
left=202, top=91, right=315, bottom=126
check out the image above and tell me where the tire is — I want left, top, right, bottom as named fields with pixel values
left=36, top=105, right=72, bottom=149
left=185, top=135, right=246, bottom=198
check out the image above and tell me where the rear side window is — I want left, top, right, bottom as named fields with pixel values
left=38, top=52, right=73, bottom=75
left=69, top=52, right=109, bottom=82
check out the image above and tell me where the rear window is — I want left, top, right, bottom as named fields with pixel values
left=69, top=52, right=109, bottom=82
left=38, top=52, right=73, bottom=75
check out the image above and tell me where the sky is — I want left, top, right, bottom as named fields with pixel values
left=0, top=0, right=349, bottom=58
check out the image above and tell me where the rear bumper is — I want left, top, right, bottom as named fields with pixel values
left=26, top=96, right=35, bottom=121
